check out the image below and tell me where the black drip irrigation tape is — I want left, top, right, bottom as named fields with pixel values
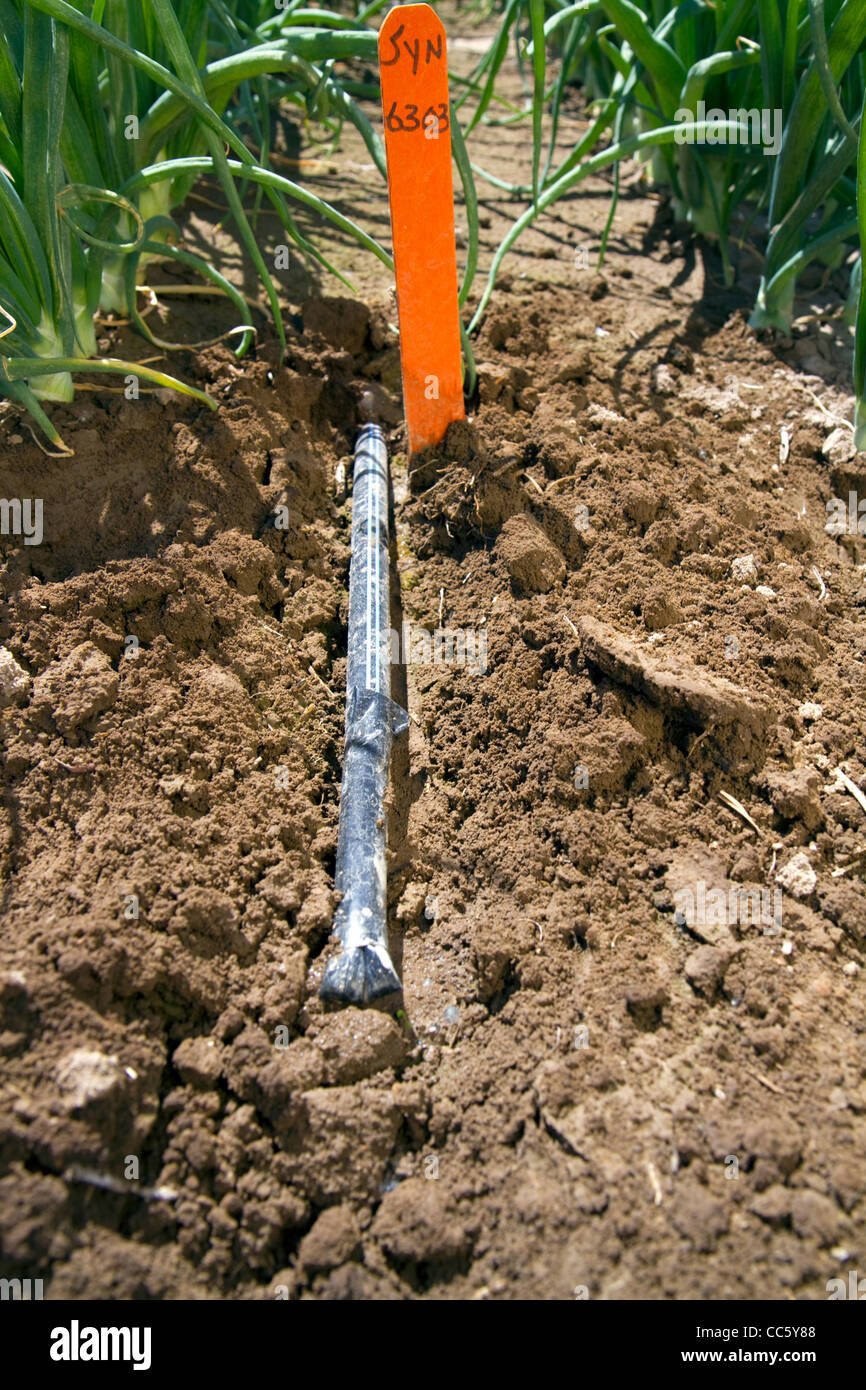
left=320, top=424, right=409, bottom=1007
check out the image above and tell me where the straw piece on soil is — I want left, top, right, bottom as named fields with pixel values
left=718, top=790, right=762, bottom=836
left=577, top=616, right=774, bottom=732
left=831, top=767, right=866, bottom=818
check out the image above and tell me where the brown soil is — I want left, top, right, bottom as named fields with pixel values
left=1, top=8, right=865, bottom=1301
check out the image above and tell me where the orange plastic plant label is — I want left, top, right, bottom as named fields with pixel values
left=378, top=3, right=465, bottom=456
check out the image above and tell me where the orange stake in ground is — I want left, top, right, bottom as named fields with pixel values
left=378, top=3, right=465, bottom=456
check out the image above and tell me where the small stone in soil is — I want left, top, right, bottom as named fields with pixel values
left=730, top=554, right=758, bottom=584
left=797, top=701, right=823, bottom=722
left=55, top=1049, right=123, bottom=1109
left=776, top=852, right=817, bottom=899
left=821, top=426, right=856, bottom=466
left=0, top=647, right=30, bottom=706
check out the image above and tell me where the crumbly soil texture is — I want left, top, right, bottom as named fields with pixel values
left=1, top=16, right=865, bottom=1301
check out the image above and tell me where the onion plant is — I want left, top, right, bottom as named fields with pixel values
left=0, top=2, right=217, bottom=449
left=457, top=0, right=866, bottom=440
left=0, top=0, right=395, bottom=447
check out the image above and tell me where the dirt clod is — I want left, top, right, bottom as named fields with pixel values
left=578, top=616, right=774, bottom=736
left=313, top=1010, right=410, bottom=1085
left=372, top=1179, right=472, bottom=1265
left=298, top=1205, right=361, bottom=1271
left=496, top=514, right=565, bottom=593
left=30, top=642, right=118, bottom=737
left=174, top=1037, right=223, bottom=1088
left=684, top=947, right=732, bottom=999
